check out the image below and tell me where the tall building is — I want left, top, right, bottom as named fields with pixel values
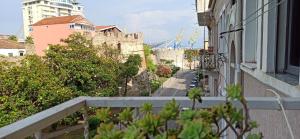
left=22, top=0, right=84, bottom=38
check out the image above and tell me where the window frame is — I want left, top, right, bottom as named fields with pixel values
left=286, top=0, right=299, bottom=76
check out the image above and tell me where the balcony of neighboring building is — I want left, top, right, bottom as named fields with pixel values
left=195, top=0, right=212, bottom=26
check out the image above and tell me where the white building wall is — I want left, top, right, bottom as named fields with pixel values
left=0, top=49, right=26, bottom=57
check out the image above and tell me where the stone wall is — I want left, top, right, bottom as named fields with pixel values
left=153, top=48, right=199, bottom=69
left=93, top=32, right=146, bottom=69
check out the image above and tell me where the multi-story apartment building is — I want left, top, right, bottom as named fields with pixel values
left=196, top=0, right=300, bottom=138
left=22, top=0, right=84, bottom=38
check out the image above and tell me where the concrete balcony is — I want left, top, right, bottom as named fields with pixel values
left=195, top=0, right=212, bottom=26
left=197, top=10, right=213, bottom=26
left=1, top=96, right=300, bottom=139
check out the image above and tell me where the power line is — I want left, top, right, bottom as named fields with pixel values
left=239, top=0, right=287, bottom=29
left=233, top=0, right=277, bottom=29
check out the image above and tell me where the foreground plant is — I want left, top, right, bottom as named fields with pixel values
left=93, top=85, right=263, bottom=139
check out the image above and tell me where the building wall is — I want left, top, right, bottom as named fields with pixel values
left=31, top=24, right=75, bottom=56
left=22, top=0, right=84, bottom=37
left=243, top=72, right=300, bottom=139
left=198, top=0, right=300, bottom=138
left=154, top=48, right=199, bottom=69
left=93, top=31, right=147, bottom=69
left=0, top=49, right=26, bottom=57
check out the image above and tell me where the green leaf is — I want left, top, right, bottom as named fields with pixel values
left=118, top=108, right=133, bottom=125
left=123, top=125, right=144, bottom=139
left=96, top=108, right=112, bottom=123
left=226, top=84, right=242, bottom=100
left=246, top=133, right=263, bottom=139
left=141, top=103, right=153, bottom=114
left=188, top=88, right=203, bottom=101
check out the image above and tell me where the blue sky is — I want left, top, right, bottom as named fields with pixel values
left=0, top=0, right=205, bottom=48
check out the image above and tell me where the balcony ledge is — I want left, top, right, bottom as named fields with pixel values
left=197, top=10, right=213, bottom=26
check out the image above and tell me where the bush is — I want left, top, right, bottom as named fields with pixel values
left=150, top=80, right=161, bottom=93
left=156, top=65, right=172, bottom=78
left=141, top=91, right=150, bottom=96
left=197, top=71, right=203, bottom=79
left=88, top=116, right=101, bottom=130
left=171, top=66, right=180, bottom=75
left=92, top=85, right=262, bottom=139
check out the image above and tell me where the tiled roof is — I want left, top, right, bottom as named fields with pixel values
left=95, top=25, right=115, bottom=30
left=96, top=25, right=121, bottom=32
left=0, top=39, right=25, bottom=49
left=32, top=15, right=91, bottom=26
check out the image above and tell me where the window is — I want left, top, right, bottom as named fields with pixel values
left=117, top=43, right=121, bottom=51
left=19, top=51, right=24, bottom=56
left=243, top=0, right=258, bottom=63
left=8, top=53, right=13, bottom=57
left=231, top=0, right=236, bottom=6
left=69, top=24, right=74, bottom=29
left=286, top=0, right=300, bottom=75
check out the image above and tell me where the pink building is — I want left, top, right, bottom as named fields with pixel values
left=30, top=15, right=95, bottom=56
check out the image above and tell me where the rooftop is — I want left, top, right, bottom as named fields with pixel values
left=0, top=39, right=25, bottom=49
left=32, top=15, right=93, bottom=26
left=95, top=25, right=121, bottom=32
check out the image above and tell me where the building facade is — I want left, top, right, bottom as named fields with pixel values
left=93, top=26, right=147, bottom=69
left=30, top=15, right=94, bottom=56
left=0, top=39, right=26, bottom=57
left=196, top=0, right=300, bottom=138
left=22, top=0, right=84, bottom=37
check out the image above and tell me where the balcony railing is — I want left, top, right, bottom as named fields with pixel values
left=1, top=96, right=300, bottom=139
left=200, top=54, right=218, bottom=71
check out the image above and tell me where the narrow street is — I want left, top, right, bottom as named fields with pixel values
left=153, top=70, right=196, bottom=97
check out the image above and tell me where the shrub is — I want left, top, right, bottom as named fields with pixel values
left=156, top=65, right=172, bottom=77
left=150, top=80, right=161, bottom=93
left=92, top=85, right=263, bottom=139
left=88, top=116, right=101, bottom=130
left=171, top=66, right=180, bottom=75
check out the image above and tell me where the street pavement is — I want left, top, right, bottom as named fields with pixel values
left=153, top=70, right=196, bottom=97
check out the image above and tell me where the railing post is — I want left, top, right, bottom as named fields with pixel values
left=83, top=106, right=89, bottom=139
left=34, top=130, right=42, bottom=139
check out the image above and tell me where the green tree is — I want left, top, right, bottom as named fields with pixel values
left=188, top=88, right=203, bottom=110
left=25, top=36, right=34, bottom=44
left=184, top=49, right=198, bottom=70
left=8, top=35, right=18, bottom=42
left=45, top=33, right=120, bottom=96
left=120, top=54, right=142, bottom=96
left=0, top=55, right=73, bottom=127
left=144, top=44, right=156, bottom=72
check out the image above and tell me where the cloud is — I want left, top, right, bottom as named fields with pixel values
left=123, top=9, right=194, bottom=42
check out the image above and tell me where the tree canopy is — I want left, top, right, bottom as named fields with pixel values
left=0, top=33, right=121, bottom=127
left=0, top=56, right=73, bottom=127
left=45, top=33, right=120, bottom=96
left=8, top=35, right=18, bottom=42
left=120, top=54, right=142, bottom=96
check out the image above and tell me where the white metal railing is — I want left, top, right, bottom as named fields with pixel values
left=1, top=96, right=300, bottom=139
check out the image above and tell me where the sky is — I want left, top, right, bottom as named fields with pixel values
left=0, top=0, right=206, bottom=48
